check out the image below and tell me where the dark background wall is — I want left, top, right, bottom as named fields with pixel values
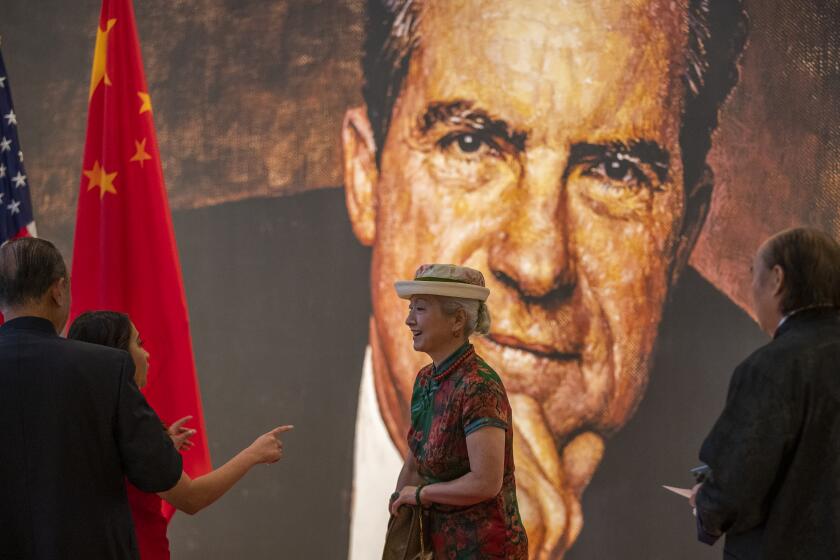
left=166, top=190, right=370, bottom=557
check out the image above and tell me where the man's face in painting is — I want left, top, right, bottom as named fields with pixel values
left=344, top=0, right=709, bottom=556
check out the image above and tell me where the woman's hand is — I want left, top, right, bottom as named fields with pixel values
left=168, top=415, right=197, bottom=451
left=246, top=425, right=294, bottom=465
left=389, top=485, right=420, bottom=515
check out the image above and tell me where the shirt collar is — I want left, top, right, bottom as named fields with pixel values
left=0, top=316, right=58, bottom=336
left=773, top=305, right=839, bottom=339
left=775, top=314, right=791, bottom=331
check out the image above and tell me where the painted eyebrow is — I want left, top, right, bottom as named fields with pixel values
left=417, top=100, right=528, bottom=152
left=568, top=140, right=671, bottom=182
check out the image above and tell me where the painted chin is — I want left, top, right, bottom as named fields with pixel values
left=472, top=319, right=620, bottom=437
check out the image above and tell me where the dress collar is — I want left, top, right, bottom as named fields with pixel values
left=0, top=316, right=58, bottom=336
left=431, top=341, right=474, bottom=379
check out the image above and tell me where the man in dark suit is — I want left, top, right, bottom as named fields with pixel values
left=692, top=227, right=840, bottom=559
left=0, top=237, right=183, bottom=559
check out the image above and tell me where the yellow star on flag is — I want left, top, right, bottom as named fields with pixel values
left=89, top=19, right=117, bottom=100
left=84, top=160, right=118, bottom=198
left=130, top=138, right=152, bottom=167
left=138, top=91, right=152, bottom=114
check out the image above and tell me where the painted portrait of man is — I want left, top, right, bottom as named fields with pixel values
left=343, top=0, right=748, bottom=557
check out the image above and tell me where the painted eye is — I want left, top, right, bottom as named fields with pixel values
left=604, top=158, right=634, bottom=182
left=438, top=131, right=500, bottom=157
left=586, top=154, right=654, bottom=190
left=455, top=134, right=482, bottom=153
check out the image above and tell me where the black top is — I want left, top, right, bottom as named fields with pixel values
left=0, top=316, right=183, bottom=559
left=696, top=308, right=840, bottom=559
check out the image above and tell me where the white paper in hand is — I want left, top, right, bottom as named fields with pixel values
left=662, top=485, right=693, bottom=499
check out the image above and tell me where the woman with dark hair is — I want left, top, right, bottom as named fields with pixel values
left=68, top=310, right=292, bottom=560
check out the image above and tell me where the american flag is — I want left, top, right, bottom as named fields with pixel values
left=0, top=39, right=36, bottom=243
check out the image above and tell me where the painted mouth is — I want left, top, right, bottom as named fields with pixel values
left=486, top=333, right=581, bottom=361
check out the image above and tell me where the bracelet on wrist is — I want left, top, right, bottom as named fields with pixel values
left=415, top=484, right=427, bottom=507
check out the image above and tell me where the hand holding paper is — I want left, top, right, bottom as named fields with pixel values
left=662, top=485, right=693, bottom=499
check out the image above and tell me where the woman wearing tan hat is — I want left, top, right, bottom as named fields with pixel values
left=388, top=264, right=528, bottom=559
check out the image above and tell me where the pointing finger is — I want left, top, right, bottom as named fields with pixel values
left=270, top=425, right=294, bottom=435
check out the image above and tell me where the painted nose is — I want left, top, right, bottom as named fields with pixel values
left=488, top=153, right=576, bottom=302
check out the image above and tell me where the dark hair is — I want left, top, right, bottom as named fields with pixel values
left=0, top=237, right=68, bottom=308
left=67, top=311, right=133, bottom=352
left=761, top=228, right=840, bottom=315
left=361, top=0, right=749, bottom=189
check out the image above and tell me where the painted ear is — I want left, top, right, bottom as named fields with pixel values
left=669, top=165, right=713, bottom=287
left=342, top=106, right=378, bottom=246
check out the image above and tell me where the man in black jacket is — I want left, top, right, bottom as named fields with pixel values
left=693, top=227, right=840, bottom=559
left=0, top=238, right=183, bottom=559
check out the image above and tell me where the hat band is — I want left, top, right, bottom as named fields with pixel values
left=416, top=276, right=474, bottom=284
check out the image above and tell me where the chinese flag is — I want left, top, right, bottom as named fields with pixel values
left=71, top=0, right=212, bottom=519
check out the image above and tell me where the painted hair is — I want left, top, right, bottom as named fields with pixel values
left=361, top=0, right=749, bottom=192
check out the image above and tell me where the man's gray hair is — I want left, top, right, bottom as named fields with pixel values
left=762, top=228, right=840, bottom=315
left=439, top=296, right=492, bottom=338
left=0, top=238, right=67, bottom=309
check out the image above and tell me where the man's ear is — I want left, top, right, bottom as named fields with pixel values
left=342, top=106, right=379, bottom=246
left=771, top=264, right=785, bottom=297
left=50, top=277, right=68, bottom=308
left=669, top=165, right=713, bottom=287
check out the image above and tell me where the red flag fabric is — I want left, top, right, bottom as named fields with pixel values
left=71, top=0, right=211, bottom=522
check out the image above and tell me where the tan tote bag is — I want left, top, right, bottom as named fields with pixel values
left=382, top=505, right=433, bottom=560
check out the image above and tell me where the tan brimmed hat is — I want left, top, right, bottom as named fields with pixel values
left=394, top=264, right=490, bottom=301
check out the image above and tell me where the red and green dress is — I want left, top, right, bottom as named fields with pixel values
left=408, top=342, right=528, bottom=559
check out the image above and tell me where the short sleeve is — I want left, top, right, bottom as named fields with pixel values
left=461, top=371, right=510, bottom=436
left=114, top=354, right=183, bottom=493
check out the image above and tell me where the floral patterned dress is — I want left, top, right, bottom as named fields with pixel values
left=408, top=342, right=528, bottom=559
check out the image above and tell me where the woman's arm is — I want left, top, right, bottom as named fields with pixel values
left=390, top=426, right=505, bottom=514
left=395, top=451, right=423, bottom=491
left=159, top=425, right=292, bottom=515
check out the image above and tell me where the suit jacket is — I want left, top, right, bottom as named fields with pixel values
left=0, top=316, right=183, bottom=560
left=696, top=308, right=840, bottom=559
